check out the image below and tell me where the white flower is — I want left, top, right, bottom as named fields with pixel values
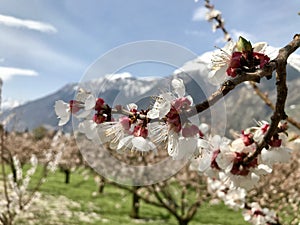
left=147, top=93, right=173, bottom=119
left=147, top=78, right=192, bottom=119
left=223, top=188, right=246, bottom=210
left=147, top=121, right=169, bottom=145
left=242, top=202, right=279, bottom=225
left=252, top=121, right=269, bottom=143
left=54, top=100, right=71, bottom=126
left=127, top=103, right=138, bottom=111
left=261, top=147, right=291, bottom=166
left=205, top=9, right=221, bottom=21
left=196, top=141, right=212, bottom=172
left=76, top=95, right=95, bottom=119
left=84, top=94, right=96, bottom=110
left=209, top=41, right=236, bottom=85
left=98, top=122, right=126, bottom=150
left=209, top=41, right=268, bottom=85
left=198, top=135, right=230, bottom=172
left=78, top=120, right=99, bottom=143
left=171, top=78, right=185, bottom=97
left=223, top=172, right=260, bottom=191
left=167, top=131, right=198, bottom=160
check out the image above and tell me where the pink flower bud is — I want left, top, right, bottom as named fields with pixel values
left=93, top=114, right=106, bottom=124
left=119, top=116, right=131, bottom=130
left=95, top=98, right=105, bottom=112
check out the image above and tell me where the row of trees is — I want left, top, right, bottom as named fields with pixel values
left=1, top=127, right=299, bottom=225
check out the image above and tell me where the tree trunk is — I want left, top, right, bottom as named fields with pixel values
left=98, top=176, right=105, bottom=193
left=178, top=219, right=189, bottom=225
left=64, top=169, right=70, bottom=184
left=129, top=186, right=140, bottom=219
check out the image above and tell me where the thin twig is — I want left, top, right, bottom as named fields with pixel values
left=250, top=82, right=300, bottom=130
left=204, top=0, right=231, bottom=41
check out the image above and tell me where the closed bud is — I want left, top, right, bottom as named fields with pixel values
left=236, top=36, right=252, bottom=52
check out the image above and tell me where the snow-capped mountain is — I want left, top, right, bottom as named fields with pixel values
left=1, top=47, right=300, bottom=133
left=0, top=73, right=172, bottom=132
left=1, top=98, right=23, bottom=111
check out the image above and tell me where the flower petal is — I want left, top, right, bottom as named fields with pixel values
left=253, top=42, right=268, bottom=53
left=132, top=137, right=156, bottom=152
left=117, top=135, right=133, bottom=151
left=208, top=65, right=227, bottom=86
left=174, top=137, right=197, bottom=160
left=58, top=115, right=70, bottom=126
left=78, top=120, right=98, bottom=141
left=168, top=132, right=179, bottom=157
left=172, top=78, right=185, bottom=97
left=261, top=147, right=291, bottom=165
left=147, top=108, right=159, bottom=119
left=54, top=100, right=70, bottom=126
left=85, top=94, right=96, bottom=110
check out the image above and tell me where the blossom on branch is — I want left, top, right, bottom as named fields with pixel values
left=54, top=89, right=101, bottom=126
left=197, top=121, right=291, bottom=190
left=147, top=78, right=209, bottom=159
left=242, top=202, right=280, bottom=225
left=209, top=37, right=270, bottom=84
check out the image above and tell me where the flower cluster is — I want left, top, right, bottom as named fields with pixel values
left=196, top=121, right=291, bottom=190
left=209, top=37, right=270, bottom=83
left=55, top=75, right=291, bottom=190
left=55, top=89, right=111, bottom=126
left=55, top=78, right=208, bottom=159
left=206, top=177, right=280, bottom=225
left=243, top=202, right=280, bottom=225
left=147, top=78, right=209, bottom=160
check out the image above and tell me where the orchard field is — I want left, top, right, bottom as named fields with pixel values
left=0, top=129, right=299, bottom=225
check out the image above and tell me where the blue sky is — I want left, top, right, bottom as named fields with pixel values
left=0, top=0, right=299, bottom=106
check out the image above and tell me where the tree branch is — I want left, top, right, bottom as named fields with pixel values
left=244, top=34, right=300, bottom=164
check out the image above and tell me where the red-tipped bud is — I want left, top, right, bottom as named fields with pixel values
left=95, top=98, right=105, bottom=112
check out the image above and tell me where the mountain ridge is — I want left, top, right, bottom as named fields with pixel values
left=1, top=48, right=300, bottom=133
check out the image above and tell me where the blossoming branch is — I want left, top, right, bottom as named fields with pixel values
left=55, top=34, right=300, bottom=191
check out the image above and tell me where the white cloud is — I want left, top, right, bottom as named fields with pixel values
left=0, top=14, right=57, bottom=33
left=0, top=67, right=38, bottom=81
left=192, top=6, right=208, bottom=21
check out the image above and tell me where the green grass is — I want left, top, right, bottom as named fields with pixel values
left=2, top=165, right=250, bottom=225
left=29, top=167, right=249, bottom=225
